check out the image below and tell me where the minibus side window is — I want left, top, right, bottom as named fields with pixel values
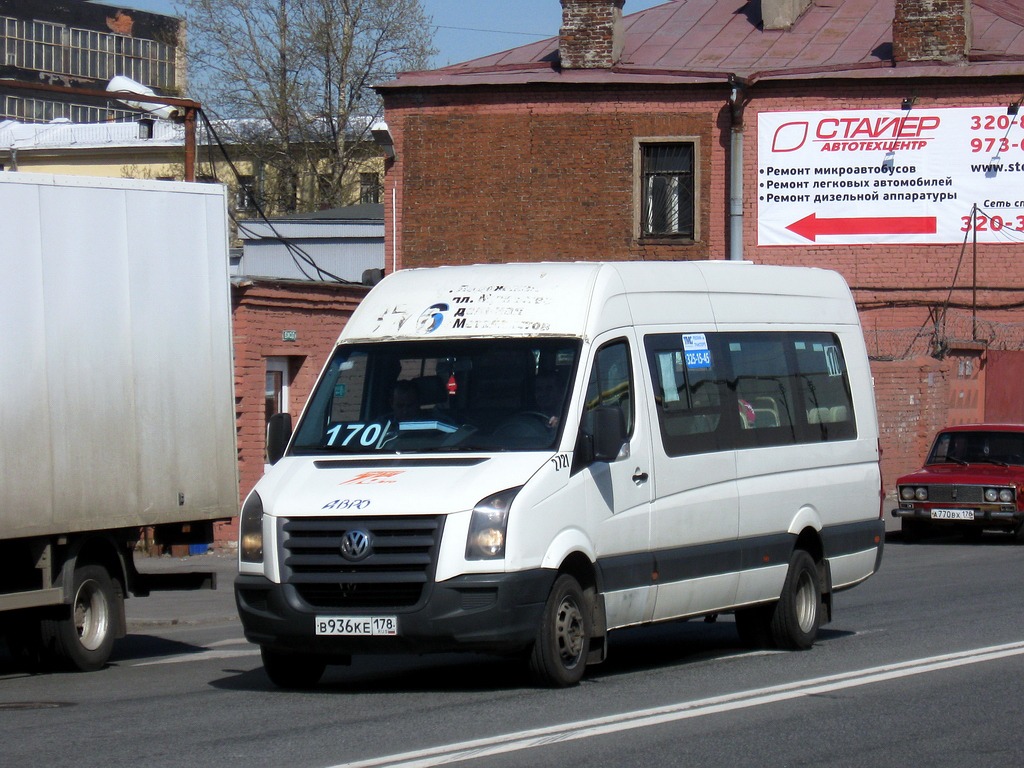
left=645, top=331, right=856, bottom=456
left=644, top=334, right=729, bottom=457
left=583, top=340, right=633, bottom=432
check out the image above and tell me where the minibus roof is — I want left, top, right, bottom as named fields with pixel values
left=339, top=261, right=858, bottom=342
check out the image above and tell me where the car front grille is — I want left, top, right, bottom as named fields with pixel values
left=279, top=516, right=443, bottom=609
left=923, top=485, right=986, bottom=504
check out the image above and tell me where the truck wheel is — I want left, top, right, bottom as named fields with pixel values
left=769, top=550, right=821, bottom=650
left=40, top=564, right=118, bottom=672
left=529, top=574, right=590, bottom=687
left=261, top=647, right=326, bottom=689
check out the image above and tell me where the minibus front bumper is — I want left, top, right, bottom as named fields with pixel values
left=234, top=569, right=556, bottom=658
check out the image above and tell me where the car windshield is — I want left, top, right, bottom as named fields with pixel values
left=290, top=338, right=580, bottom=455
left=926, top=430, right=1024, bottom=467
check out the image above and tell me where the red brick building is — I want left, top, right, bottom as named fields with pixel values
left=377, top=0, right=1024, bottom=497
left=215, top=280, right=368, bottom=544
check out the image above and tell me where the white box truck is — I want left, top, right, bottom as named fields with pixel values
left=236, top=261, right=885, bottom=687
left=0, top=172, right=238, bottom=672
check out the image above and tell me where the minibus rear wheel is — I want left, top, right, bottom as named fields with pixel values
left=769, top=549, right=821, bottom=650
left=529, top=574, right=590, bottom=687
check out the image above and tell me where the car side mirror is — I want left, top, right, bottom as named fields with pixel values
left=266, top=412, right=292, bottom=465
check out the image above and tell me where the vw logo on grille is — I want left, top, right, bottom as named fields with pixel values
left=340, top=529, right=372, bottom=562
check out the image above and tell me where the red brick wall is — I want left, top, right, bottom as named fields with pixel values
left=213, top=280, right=367, bottom=545
left=387, top=89, right=728, bottom=268
left=872, top=357, right=953, bottom=494
left=380, top=76, right=1024, bottom=516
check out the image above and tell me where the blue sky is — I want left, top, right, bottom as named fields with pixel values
left=118, top=0, right=666, bottom=68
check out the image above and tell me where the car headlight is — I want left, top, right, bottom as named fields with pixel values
left=1000, top=488, right=1015, bottom=503
left=900, top=486, right=915, bottom=500
left=915, top=487, right=928, bottom=501
left=239, top=491, right=265, bottom=563
left=985, top=488, right=999, bottom=503
left=466, top=487, right=521, bottom=560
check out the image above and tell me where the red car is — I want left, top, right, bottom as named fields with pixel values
left=893, top=424, right=1024, bottom=541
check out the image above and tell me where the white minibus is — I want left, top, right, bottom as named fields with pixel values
left=236, top=261, right=885, bottom=687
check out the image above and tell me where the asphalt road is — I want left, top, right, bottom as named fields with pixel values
left=1, top=532, right=1023, bottom=768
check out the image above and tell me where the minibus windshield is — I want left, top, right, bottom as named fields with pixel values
left=290, top=338, right=580, bottom=455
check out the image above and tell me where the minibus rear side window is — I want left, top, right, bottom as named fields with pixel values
left=645, top=331, right=856, bottom=456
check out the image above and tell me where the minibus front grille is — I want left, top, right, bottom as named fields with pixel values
left=279, top=516, right=442, bottom=609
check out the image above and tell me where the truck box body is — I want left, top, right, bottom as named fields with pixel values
left=0, top=172, right=237, bottom=671
left=0, top=172, right=237, bottom=537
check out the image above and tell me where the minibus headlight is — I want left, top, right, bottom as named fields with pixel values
left=239, top=491, right=265, bottom=563
left=985, top=488, right=999, bottom=503
left=466, top=487, right=521, bottom=560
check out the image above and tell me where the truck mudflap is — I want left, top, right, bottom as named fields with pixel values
left=235, top=569, right=557, bottom=658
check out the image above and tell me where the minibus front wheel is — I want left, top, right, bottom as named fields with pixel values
left=529, top=574, right=590, bottom=687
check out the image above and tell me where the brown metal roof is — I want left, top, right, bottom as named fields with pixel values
left=380, top=0, right=1024, bottom=90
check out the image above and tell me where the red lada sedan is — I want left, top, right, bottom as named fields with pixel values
left=893, top=424, right=1024, bottom=541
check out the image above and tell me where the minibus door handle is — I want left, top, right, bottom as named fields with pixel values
left=632, top=468, right=649, bottom=485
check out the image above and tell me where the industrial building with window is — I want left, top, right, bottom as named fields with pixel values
left=0, top=0, right=184, bottom=123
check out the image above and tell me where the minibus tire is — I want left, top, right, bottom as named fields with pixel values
left=261, top=647, right=326, bottom=689
left=40, top=564, right=118, bottom=672
left=769, top=550, right=821, bottom=650
left=529, top=574, right=590, bottom=687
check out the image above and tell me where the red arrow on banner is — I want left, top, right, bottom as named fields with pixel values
left=786, top=213, right=937, bottom=242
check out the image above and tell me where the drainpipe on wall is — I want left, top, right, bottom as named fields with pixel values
left=728, top=79, right=747, bottom=261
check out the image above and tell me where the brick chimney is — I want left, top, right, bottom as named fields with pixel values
left=893, top=0, right=972, bottom=63
left=559, top=0, right=625, bottom=69
left=761, top=0, right=811, bottom=31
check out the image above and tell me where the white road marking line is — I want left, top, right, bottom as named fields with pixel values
left=133, top=648, right=259, bottom=667
left=326, top=640, right=1024, bottom=768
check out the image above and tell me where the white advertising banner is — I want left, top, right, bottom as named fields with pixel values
left=757, top=107, right=1024, bottom=245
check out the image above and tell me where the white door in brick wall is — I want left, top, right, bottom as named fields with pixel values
left=265, top=357, right=291, bottom=470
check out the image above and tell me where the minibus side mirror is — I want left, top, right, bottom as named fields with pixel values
left=591, top=406, right=627, bottom=461
left=573, top=406, right=626, bottom=471
left=266, top=412, right=292, bottom=465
